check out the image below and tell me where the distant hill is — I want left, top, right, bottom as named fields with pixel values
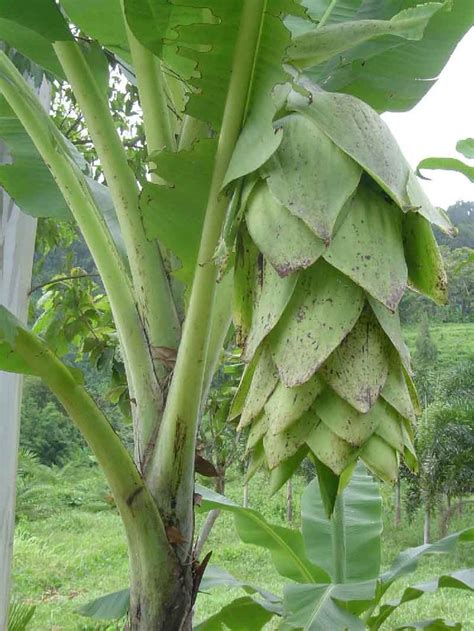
left=435, top=200, right=474, bottom=249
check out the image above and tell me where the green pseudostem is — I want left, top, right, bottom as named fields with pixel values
left=147, top=0, right=269, bottom=548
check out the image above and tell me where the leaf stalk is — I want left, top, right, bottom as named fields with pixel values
left=52, top=40, right=181, bottom=454
left=123, top=12, right=176, bottom=153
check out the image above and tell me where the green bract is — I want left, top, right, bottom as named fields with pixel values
left=232, top=88, right=446, bottom=491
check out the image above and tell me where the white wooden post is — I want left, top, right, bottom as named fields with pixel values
left=0, top=78, right=49, bottom=629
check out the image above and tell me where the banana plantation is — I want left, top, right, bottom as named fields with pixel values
left=0, top=1, right=473, bottom=630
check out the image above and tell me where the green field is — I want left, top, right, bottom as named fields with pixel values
left=11, top=322, right=474, bottom=630
left=403, top=322, right=474, bottom=367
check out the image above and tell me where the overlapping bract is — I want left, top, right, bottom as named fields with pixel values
left=231, top=88, right=448, bottom=491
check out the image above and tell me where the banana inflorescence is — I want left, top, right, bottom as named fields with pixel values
left=230, top=86, right=451, bottom=494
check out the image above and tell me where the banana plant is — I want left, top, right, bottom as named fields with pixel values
left=194, top=467, right=474, bottom=630
left=0, top=0, right=473, bottom=628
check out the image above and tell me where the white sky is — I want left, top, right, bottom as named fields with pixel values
left=384, top=27, right=474, bottom=209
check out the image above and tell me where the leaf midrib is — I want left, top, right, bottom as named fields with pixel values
left=305, top=585, right=334, bottom=630
left=243, top=510, right=320, bottom=583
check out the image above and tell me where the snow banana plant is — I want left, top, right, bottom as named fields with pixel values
left=0, top=0, right=472, bottom=628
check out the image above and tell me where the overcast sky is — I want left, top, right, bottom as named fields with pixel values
left=384, top=28, right=474, bottom=209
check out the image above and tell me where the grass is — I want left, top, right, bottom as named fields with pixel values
left=11, top=466, right=473, bottom=630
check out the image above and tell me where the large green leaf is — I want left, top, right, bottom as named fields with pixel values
left=60, top=0, right=130, bottom=61
left=301, top=464, right=382, bottom=582
left=313, top=0, right=474, bottom=113
left=380, top=528, right=474, bottom=587
left=288, top=0, right=402, bottom=39
left=324, top=185, right=407, bottom=310
left=0, top=101, right=126, bottom=263
left=199, top=566, right=281, bottom=606
left=283, top=580, right=374, bottom=630
left=194, top=596, right=276, bottom=630
left=261, top=113, right=361, bottom=241
left=414, top=138, right=474, bottom=183
left=270, top=260, right=365, bottom=387
left=0, top=22, right=109, bottom=84
left=0, top=19, right=65, bottom=78
left=125, top=0, right=303, bottom=181
left=417, top=157, right=474, bottom=183
left=197, top=484, right=329, bottom=584
left=371, top=569, right=474, bottom=630
left=0, top=111, right=72, bottom=220
left=77, top=589, right=130, bottom=620
left=288, top=89, right=454, bottom=234
left=321, top=306, right=390, bottom=412
left=0, top=0, right=72, bottom=42
left=140, top=139, right=216, bottom=285
left=245, top=183, right=325, bottom=277
left=300, top=0, right=364, bottom=25
left=288, top=4, right=443, bottom=68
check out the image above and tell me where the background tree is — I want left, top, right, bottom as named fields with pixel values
left=404, top=360, right=474, bottom=543
left=414, top=314, right=439, bottom=367
left=437, top=201, right=474, bottom=249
